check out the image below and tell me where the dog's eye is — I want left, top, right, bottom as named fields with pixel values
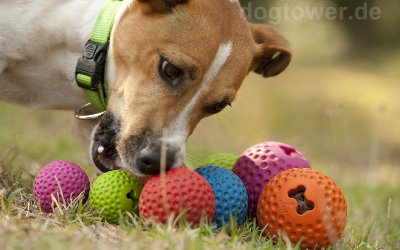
left=205, top=101, right=231, bottom=114
left=159, top=57, right=183, bottom=86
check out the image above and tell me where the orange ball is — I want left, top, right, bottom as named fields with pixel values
left=257, top=168, right=347, bottom=249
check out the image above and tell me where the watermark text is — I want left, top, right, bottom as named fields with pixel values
left=243, top=2, right=382, bottom=24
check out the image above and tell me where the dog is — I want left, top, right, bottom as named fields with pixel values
left=0, top=0, right=291, bottom=177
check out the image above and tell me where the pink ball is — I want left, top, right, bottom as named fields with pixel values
left=232, top=142, right=310, bottom=217
left=33, top=160, right=90, bottom=213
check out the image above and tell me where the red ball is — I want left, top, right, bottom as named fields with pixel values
left=133, top=164, right=189, bottom=185
left=139, top=168, right=215, bottom=225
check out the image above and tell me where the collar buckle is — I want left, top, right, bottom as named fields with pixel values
left=75, top=40, right=109, bottom=91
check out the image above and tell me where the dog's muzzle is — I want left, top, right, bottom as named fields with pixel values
left=90, top=113, right=184, bottom=175
left=91, top=113, right=121, bottom=172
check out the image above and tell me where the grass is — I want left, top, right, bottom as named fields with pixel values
left=0, top=155, right=398, bottom=249
left=0, top=59, right=399, bottom=249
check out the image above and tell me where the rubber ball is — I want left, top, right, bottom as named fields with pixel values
left=132, top=164, right=189, bottom=185
left=89, top=170, right=143, bottom=224
left=200, top=153, right=238, bottom=170
left=233, top=142, right=310, bottom=216
left=139, top=167, right=215, bottom=225
left=195, top=166, right=247, bottom=227
left=257, top=168, right=347, bottom=249
left=33, top=160, right=90, bottom=213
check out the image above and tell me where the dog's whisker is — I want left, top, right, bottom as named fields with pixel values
left=185, top=153, right=202, bottom=165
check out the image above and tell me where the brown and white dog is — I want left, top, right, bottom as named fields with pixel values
left=0, top=0, right=291, bottom=177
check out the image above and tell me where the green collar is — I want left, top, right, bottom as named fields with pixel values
left=75, top=0, right=122, bottom=119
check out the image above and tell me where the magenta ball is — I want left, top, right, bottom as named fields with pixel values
left=33, top=160, right=90, bottom=213
left=232, top=142, right=310, bottom=217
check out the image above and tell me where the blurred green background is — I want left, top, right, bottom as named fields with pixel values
left=0, top=0, right=399, bottom=184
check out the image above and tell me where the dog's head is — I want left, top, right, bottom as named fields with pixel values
left=91, top=0, right=291, bottom=176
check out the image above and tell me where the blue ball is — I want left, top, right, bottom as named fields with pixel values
left=195, top=166, right=248, bottom=227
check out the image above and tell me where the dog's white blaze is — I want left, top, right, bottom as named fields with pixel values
left=167, top=42, right=233, bottom=144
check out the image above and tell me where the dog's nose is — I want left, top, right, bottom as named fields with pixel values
left=137, top=144, right=175, bottom=175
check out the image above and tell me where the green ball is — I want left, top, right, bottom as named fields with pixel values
left=89, top=170, right=143, bottom=224
left=199, top=153, right=238, bottom=170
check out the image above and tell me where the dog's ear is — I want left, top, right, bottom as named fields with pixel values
left=249, top=23, right=292, bottom=78
left=137, top=0, right=188, bottom=14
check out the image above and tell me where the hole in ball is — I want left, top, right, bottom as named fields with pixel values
left=126, top=190, right=138, bottom=201
left=288, top=185, right=314, bottom=215
left=280, top=145, right=297, bottom=156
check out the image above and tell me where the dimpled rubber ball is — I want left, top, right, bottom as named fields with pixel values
left=199, top=153, right=238, bottom=170
left=133, top=164, right=189, bottom=185
left=257, top=168, right=347, bottom=249
left=195, top=166, right=247, bottom=227
left=33, top=160, right=90, bottom=213
left=139, top=167, right=215, bottom=225
left=89, top=170, right=143, bottom=224
left=233, top=142, right=310, bottom=216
